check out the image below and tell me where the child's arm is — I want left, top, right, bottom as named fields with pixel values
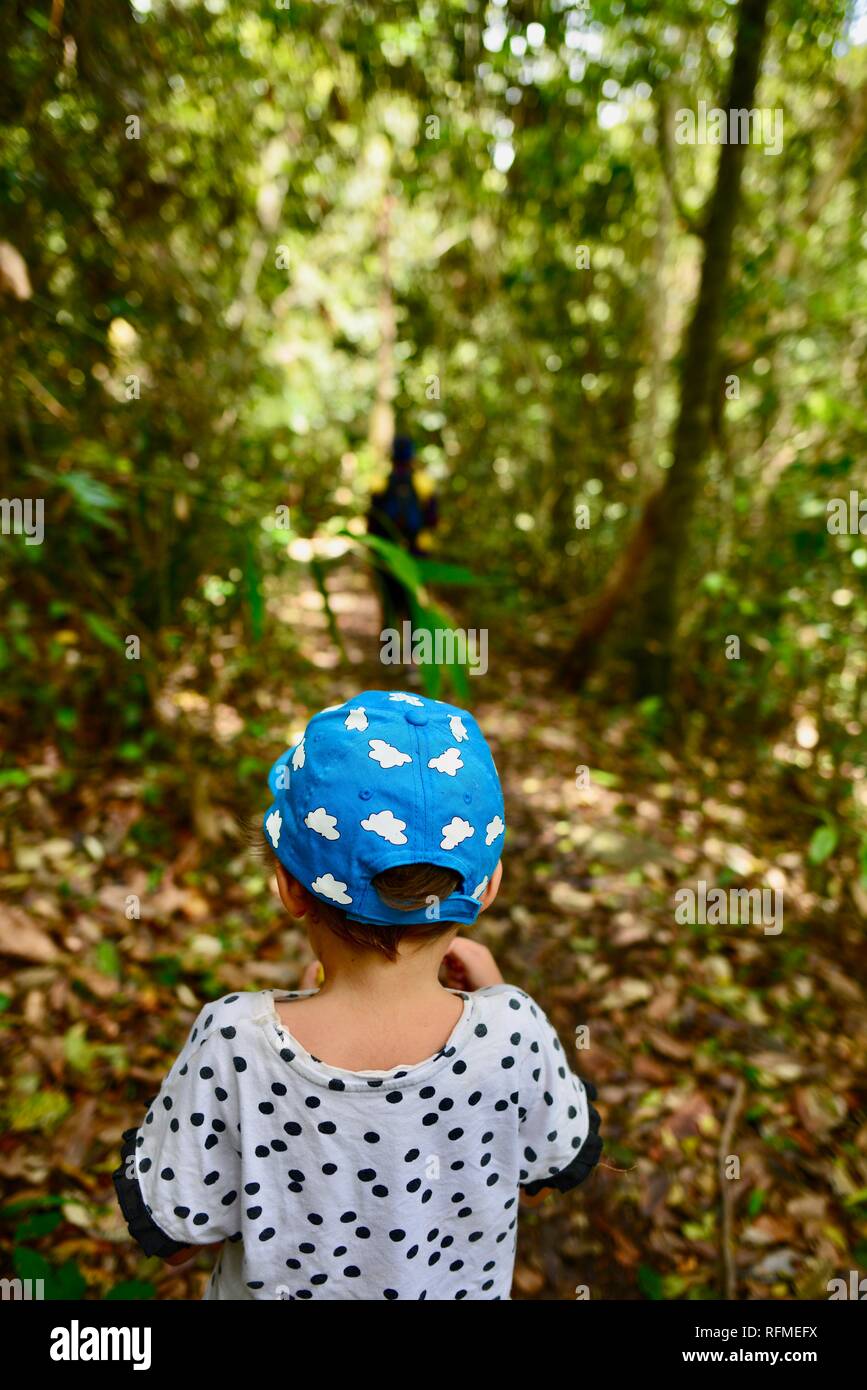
left=519, top=1186, right=554, bottom=1208
left=163, top=1246, right=196, bottom=1266
left=516, top=1000, right=603, bottom=1201
left=441, top=937, right=504, bottom=990
left=442, top=942, right=596, bottom=1205
left=163, top=1241, right=223, bottom=1266
left=113, top=1000, right=245, bottom=1263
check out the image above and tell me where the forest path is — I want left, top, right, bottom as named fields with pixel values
left=1, top=563, right=863, bottom=1300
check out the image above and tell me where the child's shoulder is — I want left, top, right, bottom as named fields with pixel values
left=175, top=989, right=278, bottom=1063
left=472, top=982, right=545, bottom=1027
left=474, top=982, right=540, bottom=1007
left=465, top=985, right=566, bottom=1085
left=471, top=984, right=568, bottom=1055
left=190, top=987, right=274, bottom=1026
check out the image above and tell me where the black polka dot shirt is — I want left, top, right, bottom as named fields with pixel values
left=113, top=985, right=602, bottom=1299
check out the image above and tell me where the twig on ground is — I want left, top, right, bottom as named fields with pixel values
left=719, top=1077, right=747, bottom=1300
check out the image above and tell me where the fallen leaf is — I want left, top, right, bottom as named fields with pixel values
left=647, top=1030, right=693, bottom=1062
left=0, top=905, right=60, bottom=963
left=598, top=978, right=653, bottom=1011
left=512, top=1263, right=545, bottom=1295
left=795, top=1085, right=848, bottom=1136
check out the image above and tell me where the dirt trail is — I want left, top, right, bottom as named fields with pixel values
left=1, top=566, right=864, bottom=1300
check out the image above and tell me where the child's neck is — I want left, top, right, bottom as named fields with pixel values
left=313, top=945, right=450, bottom=1007
left=276, top=942, right=463, bottom=1070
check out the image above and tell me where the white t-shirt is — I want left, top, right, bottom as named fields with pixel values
left=117, top=984, right=601, bottom=1300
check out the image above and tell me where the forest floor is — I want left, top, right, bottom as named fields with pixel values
left=1, top=563, right=866, bottom=1301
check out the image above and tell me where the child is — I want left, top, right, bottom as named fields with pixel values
left=113, top=689, right=602, bottom=1299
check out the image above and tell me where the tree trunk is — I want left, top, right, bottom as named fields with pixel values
left=368, top=192, right=396, bottom=464
left=561, top=0, right=771, bottom=694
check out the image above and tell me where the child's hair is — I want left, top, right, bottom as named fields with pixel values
left=330, top=862, right=461, bottom=961
left=245, top=817, right=460, bottom=961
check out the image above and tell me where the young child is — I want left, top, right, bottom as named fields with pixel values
left=113, top=689, right=602, bottom=1299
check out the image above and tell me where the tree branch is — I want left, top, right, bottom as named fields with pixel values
left=655, top=85, right=706, bottom=237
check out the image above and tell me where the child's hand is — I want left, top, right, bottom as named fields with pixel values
left=519, top=1186, right=554, bottom=1208
left=164, top=1241, right=223, bottom=1266
left=442, top=938, right=504, bottom=991
left=164, top=1246, right=196, bottom=1267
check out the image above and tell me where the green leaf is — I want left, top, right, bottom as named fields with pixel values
left=13, top=1210, right=63, bottom=1241
left=26, top=8, right=55, bottom=33
left=590, top=769, right=620, bottom=788
left=637, top=1264, right=665, bottom=1300
left=353, top=532, right=422, bottom=592
left=13, top=1246, right=52, bottom=1281
left=51, top=1260, right=89, bottom=1300
left=747, top=1188, right=766, bottom=1218
left=808, top=823, right=838, bottom=865
left=83, top=613, right=125, bottom=653
left=105, top=1280, right=157, bottom=1301
left=243, top=536, right=265, bottom=642
left=414, top=557, right=478, bottom=587
left=13, top=1248, right=87, bottom=1300
left=64, top=1022, right=94, bottom=1072
left=31, top=468, right=123, bottom=534
left=7, top=1090, right=71, bottom=1133
left=407, top=592, right=471, bottom=701
left=0, top=1195, right=66, bottom=1221
left=95, top=940, right=121, bottom=977
left=0, top=770, right=30, bottom=789
left=58, top=471, right=122, bottom=514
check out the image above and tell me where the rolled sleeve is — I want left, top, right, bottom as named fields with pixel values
left=113, top=1003, right=243, bottom=1253
left=518, top=1002, right=603, bottom=1195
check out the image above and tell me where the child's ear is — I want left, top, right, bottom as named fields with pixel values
left=274, top=863, right=313, bottom=919
left=476, top=860, right=502, bottom=914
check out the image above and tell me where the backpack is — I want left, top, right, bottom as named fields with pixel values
left=378, top=472, right=424, bottom=546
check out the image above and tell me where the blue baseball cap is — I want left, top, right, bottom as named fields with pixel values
left=263, top=690, right=506, bottom=927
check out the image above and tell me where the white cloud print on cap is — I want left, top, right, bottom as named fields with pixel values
left=305, top=807, right=339, bottom=840
left=361, top=809, right=408, bottom=845
left=368, top=738, right=412, bottom=768
left=486, top=815, right=505, bottom=845
left=428, top=747, right=463, bottom=776
left=312, top=872, right=353, bottom=905
left=441, top=816, right=474, bottom=850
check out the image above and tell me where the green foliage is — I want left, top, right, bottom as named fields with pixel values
left=0, top=2, right=864, bottom=832
left=13, top=1245, right=87, bottom=1300
left=808, top=821, right=839, bottom=865
left=0, top=1197, right=87, bottom=1300
left=105, top=1279, right=157, bottom=1301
